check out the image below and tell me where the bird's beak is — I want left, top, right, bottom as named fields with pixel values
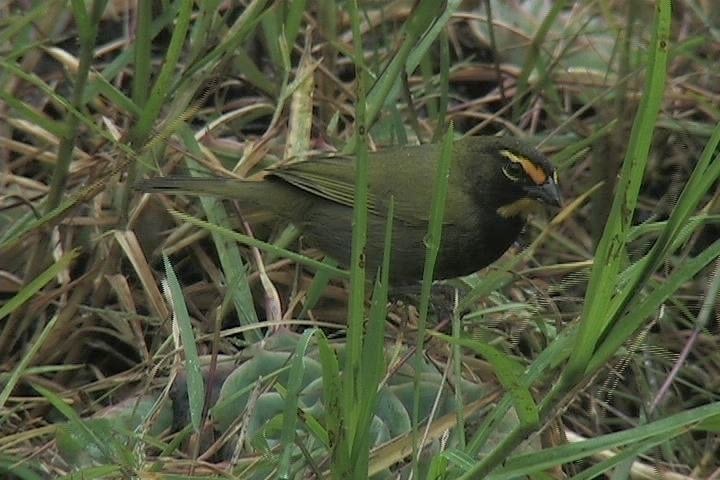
left=524, top=178, right=563, bottom=208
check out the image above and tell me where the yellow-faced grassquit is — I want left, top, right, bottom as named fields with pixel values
left=137, top=136, right=561, bottom=283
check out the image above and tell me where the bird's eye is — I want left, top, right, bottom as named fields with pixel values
left=502, top=161, right=524, bottom=181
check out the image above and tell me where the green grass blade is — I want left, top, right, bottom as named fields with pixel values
left=342, top=4, right=370, bottom=473
left=163, top=254, right=205, bottom=432
left=565, top=0, right=671, bottom=380
left=512, top=0, right=568, bottom=119
left=588, top=238, right=720, bottom=373
left=278, top=328, right=317, bottom=479
left=486, top=401, right=720, bottom=479
left=412, top=125, right=454, bottom=472
left=33, top=384, right=114, bottom=461
left=132, top=0, right=192, bottom=141
left=0, top=249, right=79, bottom=321
left=433, top=333, right=538, bottom=428
left=176, top=126, right=261, bottom=342
left=350, top=198, right=393, bottom=473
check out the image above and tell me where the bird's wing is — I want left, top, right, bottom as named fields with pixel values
left=271, top=146, right=457, bottom=224
left=271, top=156, right=384, bottom=216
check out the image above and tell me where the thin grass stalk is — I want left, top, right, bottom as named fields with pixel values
left=278, top=329, right=316, bottom=478
left=350, top=200, right=393, bottom=477
left=412, top=125, right=454, bottom=474
left=163, top=255, right=205, bottom=433
left=46, top=0, right=105, bottom=211
left=452, top=304, right=465, bottom=449
left=341, top=3, right=370, bottom=478
left=132, top=0, right=152, bottom=109
left=175, top=127, right=261, bottom=342
left=436, top=30, right=450, bottom=138
left=592, top=0, right=638, bottom=244
left=187, top=0, right=223, bottom=61
left=511, top=0, right=568, bottom=120
left=122, top=0, right=193, bottom=217
left=344, top=0, right=445, bottom=152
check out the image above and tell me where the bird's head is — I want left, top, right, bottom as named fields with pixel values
left=466, top=137, right=562, bottom=218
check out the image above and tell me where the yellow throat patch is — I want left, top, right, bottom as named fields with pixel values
left=497, top=198, right=544, bottom=218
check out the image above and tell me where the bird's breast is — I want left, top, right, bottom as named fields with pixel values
left=296, top=200, right=525, bottom=283
left=434, top=214, right=524, bottom=280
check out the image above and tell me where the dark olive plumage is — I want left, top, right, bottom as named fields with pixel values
left=137, top=136, right=561, bottom=283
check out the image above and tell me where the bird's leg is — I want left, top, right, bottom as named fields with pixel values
left=389, top=283, right=463, bottom=330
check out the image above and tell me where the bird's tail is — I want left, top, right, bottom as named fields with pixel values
left=135, top=176, right=250, bottom=197
left=135, top=176, right=305, bottom=219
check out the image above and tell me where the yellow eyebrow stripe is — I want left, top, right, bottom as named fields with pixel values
left=500, top=149, right=548, bottom=185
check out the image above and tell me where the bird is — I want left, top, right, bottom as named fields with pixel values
left=136, top=136, right=561, bottom=284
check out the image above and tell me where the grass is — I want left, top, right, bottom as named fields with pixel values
left=1, top=1, right=720, bottom=479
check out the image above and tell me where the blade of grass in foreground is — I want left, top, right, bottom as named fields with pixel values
left=412, top=125, right=454, bottom=474
left=317, top=329, right=343, bottom=463
left=33, top=383, right=114, bottom=461
left=278, top=329, right=316, bottom=479
left=432, top=333, right=538, bottom=429
left=342, top=0, right=452, bottom=153
left=587, top=237, right=720, bottom=374
left=338, top=3, right=370, bottom=478
left=564, top=0, right=671, bottom=382
left=0, top=312, right=61, bottom=418
left=163, top=254, right=205, bottom=433
left=486, top=401, right=720, bottom=480
left=0, top=249, right=79, bottom=321
left=176, top=126, right=261, bottom=343
left=0, top=454, right=44, bottom=480
left=593, top=122, right=720, bottom=350
left=350, top=198, right=393, bottom=474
